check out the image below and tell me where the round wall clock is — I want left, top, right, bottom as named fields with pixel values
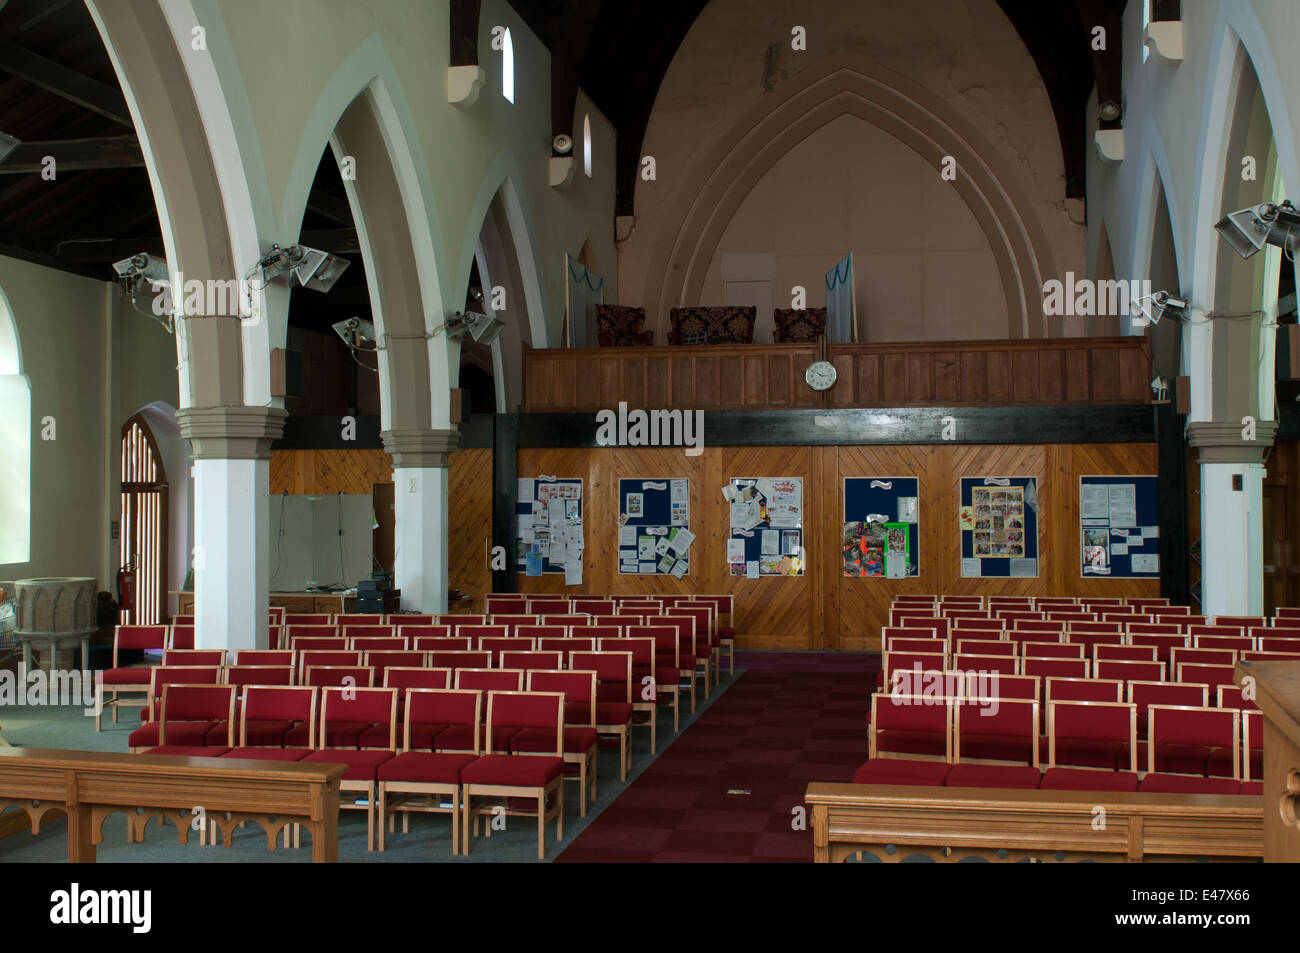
left=804, top=360, right=838, bottom=391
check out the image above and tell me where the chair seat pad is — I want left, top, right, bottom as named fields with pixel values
left=102, top=667, right=153, bottom=685
left=1139, top=773, right=1242, bottom=795
left=946, top=763, right=1042, bottom=789
left=222, top=747, right=311, bottom=761
left=1039, top=767, right=1139, bottom=791
left=143, top=745, right=231, bottom=758
left=851, top=758, right=950, bottom=786
left=378, top=752, right=477, bottom=785
left=511, top=726, right=598, bottom=755
left=461, top=754, right=565, bottom=787
left=302, top=748, right=395, bottom=781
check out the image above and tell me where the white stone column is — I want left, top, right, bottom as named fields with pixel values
left=382, top=429, right=459, bottom=613
left=178, top=406, right=286, bottom=652
left=1188, top=421, right=1275, bottom=619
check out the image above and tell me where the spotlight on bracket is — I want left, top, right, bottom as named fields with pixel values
left=331, top=316, right=376, bottom=349
left=1130, top=289, right=1187, bottom=328
left=1215, top=200, right=1300, bottom=259
left=0, top=131, right=19, bottom=164
left=111, top=252, right=170, bottom=294
left=247, top=243, right=350, bottom=292
left=441, top=310, right=505, bottom=345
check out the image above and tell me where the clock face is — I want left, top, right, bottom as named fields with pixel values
left=805, top=360, right=838, bottom=391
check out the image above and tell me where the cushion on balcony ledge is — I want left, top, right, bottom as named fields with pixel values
left=945, top=763, right=1043, bottom=790
left=1039, top=767, right=1139, bottom=792
left=851, top=758, right=951, bottom=786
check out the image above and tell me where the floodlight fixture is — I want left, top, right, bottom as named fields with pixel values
left=1215, top=200, right=1300, bottom=260
left=247, top=243, right=349, bottom=292
left=332, top=316, right=376, bottom=349
left=1130, top=289, right=1187, bottom=328
left=443, top=309, right=505, bottom=345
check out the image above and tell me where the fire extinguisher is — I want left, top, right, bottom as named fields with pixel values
left=117, top=562, right=136, bottom=621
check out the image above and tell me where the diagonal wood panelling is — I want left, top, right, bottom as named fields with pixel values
left=448, top=448, right=493, bottom=612
left=269, top=449, right=392, bottom=495
left=444, top=441, right=1161, bottom=651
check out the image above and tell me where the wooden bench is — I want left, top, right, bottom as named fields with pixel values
left=0, top=748, right=345, bottom=862
left=804, top=782, right=1263, bottom=863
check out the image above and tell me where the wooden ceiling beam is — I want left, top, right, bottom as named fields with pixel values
left=0, top=38, right=132, bottom=127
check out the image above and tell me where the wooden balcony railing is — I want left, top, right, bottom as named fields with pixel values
left=522, top=337, right=1150, bottom=413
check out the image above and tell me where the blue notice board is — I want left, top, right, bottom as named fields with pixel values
left=1080, top=475, right=1160, bottom=577
left=842, top=477, right=920, bottom=578
left=516, top=477, right=583, bottom=575
left=959, top=476, right=1039, bottom=578
left=617, top=478, right=691, bottom=577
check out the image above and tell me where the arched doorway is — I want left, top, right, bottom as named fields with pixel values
left=120, top=414, right=169, bottom=624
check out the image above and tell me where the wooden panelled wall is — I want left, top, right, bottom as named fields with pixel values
left=270, top=449, right=393, bottom=495
left=455, top=442, right=1161, bottom=650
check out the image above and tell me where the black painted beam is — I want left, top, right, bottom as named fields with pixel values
left=491, top=413, right=518, bottom=594
left=0, top=38, right=133, bottom=127
left=450, top=0, right=481, bottom=67
left=1154, top=401, right=1189, bottom=604
left=508, top=406, right=1157, bottom=448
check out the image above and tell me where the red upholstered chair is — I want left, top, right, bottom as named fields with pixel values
left=383, top=667, right=452, bottom=699
left=284, top=614, right=332, bottom=625
left=336, top=615, right=385, bottom=629
left=491, top=615, right=540, bottom=632
left=347, top=636, right=408, bottom=652
left=1020, top=642, right=1083, bottom=659
left=946, top=697, right=1043, bottom=790
left=297, top=650, right=361, bottom=680
left=136, top=683, right=237, bottom=755
left=289, top=636, right=346, bottom=652
left=572, top=598, right=615, bottom=615
left=516, top=624, right=569, bottom=642
left=485, top=595, right=528, bottom=615
left=1045, top=699, right=1138, bottom=780
left=1022, top=657, right=1089, bottom=680
left=852, top=757, right=952, bottom=786
left=362, top=650, right=426, bottom=680
left=1045, top=677, right=1124, bottom=704
left=869, top=693, right=951, bottom=762
left=500, top=651, right=563, bottom=672
left=570, top=650, right=635, bottom=781
left=1171, top=647, right=1237, bottom=669
left=412, top=637, right=472, bottom=652
left=1213, top=615, right=1264, bottom=628
left=651, top=614, right=707, bottom=705
left=98, top=624, right=170, bottom=730
left=1095, top=659, right=1165, bottom=682
left=1093, top=643, right=1157, bottom=663
left=429, top=649, right=491, bottom=670
left=540, top=637, right=595, bottom=654
left=889, top=637, right=952, bottom=655
left=1147, top=705, right=1238, bottom=779
left=397, top=624, right=453, bottom=642
left=668, top=604, right=718, bottom=688
left=287, top=623, right=341, bottom=641
left=1127, top=680, right=1207, bottom=743
left=387, top=614, right=435, bottom=626
left=454, top=668, right=525, bottom=693
left=171, top=614, right=195, bottom=624
left=440, top=615, right=487, bottom=633
left=967, top=672, right=1039, bottom=702
left=1216, top=684, right=1257, bottom=711
left=303, top=665, right=374, bottom=688
left=224, top=684, right=318, bottom=753
left=269, top=625, right=284, bottom=649
left=223, top=665, right=295, bottom=689
left=234, top=649, right=293, bottom=666
left=168, top=625, right=196, bottom=650
left=461, top=691, right=567, bottom=859
left=377, top=689, right=482, bottom=853
left=1175, top=662, right=1236, bottom=692
left=604, top=636, right=661, bottom=753
left=541, top=614, right=593, bottom=628
left=628, top=625, right=683, bottom=733
left=478, top=636, right=536, bottom=664
left=127, top=666, right=224, bottom=749
left=302, top=687, right=398, bottom=850
left=952, top=654, right=1017, bottom=677
left=955, top=639, right=1011, bottom=656
left=162, top=649, right=225, bottom=667
left=526, top=598, right=570, bottom=614
left=521, top=670, right=600, bottom=816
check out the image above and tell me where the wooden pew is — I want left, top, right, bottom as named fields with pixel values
left=1235, top=660, right=1300, bottom=861
left=804, top=782, right=1263, bottom=863
left=0, top=748, right=345, bottom=862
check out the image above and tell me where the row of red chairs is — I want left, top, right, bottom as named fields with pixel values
left=885, top=633, right=1300, bottom=661
left=859, top=693, right=1260, bottom=795
left=134, top=683, right=587, bottom=857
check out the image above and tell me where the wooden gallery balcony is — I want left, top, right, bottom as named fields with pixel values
left=522, top=337, right=1152, bottom=412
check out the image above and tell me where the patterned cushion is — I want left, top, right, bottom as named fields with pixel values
left=773, top=307, right=826, bottom=343
left=668, top=307, right=756, bottom=345
left=596, top=305, right=654, bottom=347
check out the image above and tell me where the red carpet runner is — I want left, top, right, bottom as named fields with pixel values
left=557, top=651, right=879, bottom=862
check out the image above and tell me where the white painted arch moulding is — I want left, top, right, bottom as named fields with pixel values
left=639, top=54, right=1062, bottom=341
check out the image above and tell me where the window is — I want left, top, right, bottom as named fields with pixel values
left=502, top=28, right=514, bottom=103
left=583, top=113, right=592, bottom=178
left=0, top=291, right=29, bottom=565
left=120, top=415, right=168, bottom=624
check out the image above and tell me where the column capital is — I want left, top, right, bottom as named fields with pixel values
left=176, top=405, right=288, bottom=460
left=1186, top=419, right=1278, bottom=465
left=381, top=427, right=460, bottom=468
